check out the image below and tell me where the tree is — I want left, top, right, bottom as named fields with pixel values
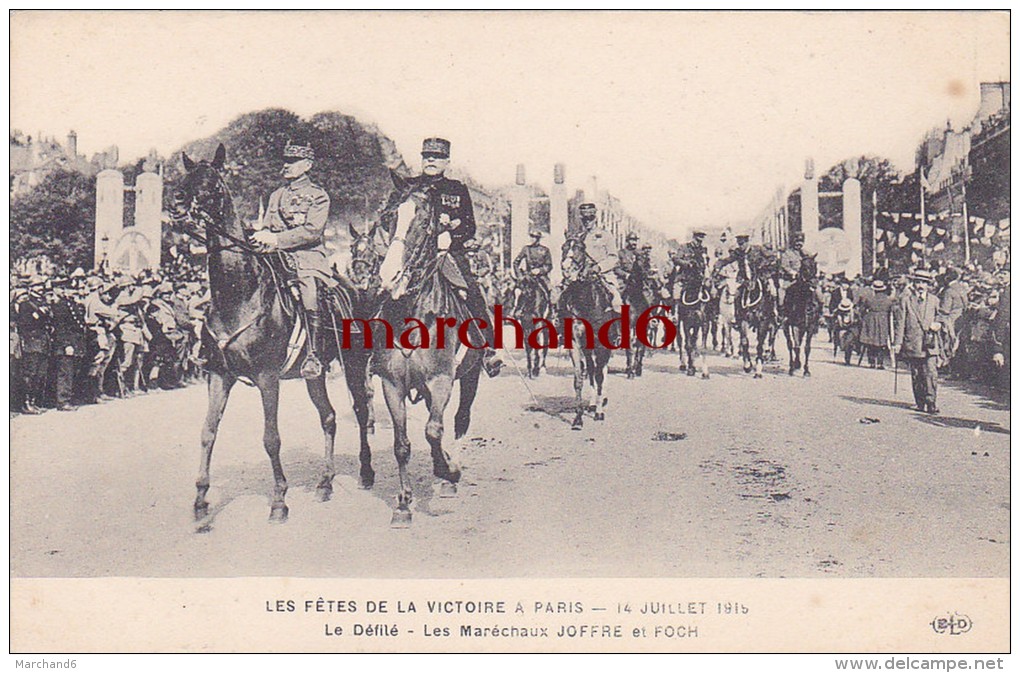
left=10, top=169, right=96, bottom=270
left=164, top=108, right=406, bottom=232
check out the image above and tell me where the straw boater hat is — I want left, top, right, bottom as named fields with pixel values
left=837, top=298, right=854, bottom=312
left=911, top=269, right=936, bottom=284
left=872, top=279, right=887, bottom=292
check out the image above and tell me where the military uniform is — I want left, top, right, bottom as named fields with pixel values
left=778, top=246, right=810, bottom=307
left=49, top=291, right=88, bottom=408
left=263, top=173, right=332, bottom=308
left=669, top=239, right=710, bottom=297
left=13, top=288, right=51, bottom=413
left=513, top=240, right=553, bottom=293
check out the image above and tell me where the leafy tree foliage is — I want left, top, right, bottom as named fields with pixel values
left=11, top=169, right=96, bottom=269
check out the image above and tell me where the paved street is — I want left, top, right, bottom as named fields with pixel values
left=10, top=336, right=1009, bottom=579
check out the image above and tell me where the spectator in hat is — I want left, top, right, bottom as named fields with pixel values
left=937, top=267, right=969, bottom=367
left=857, top=278, right=894, bottom=369
left=891, top=269, right=948, bottom=414
left=248, top=141, right=333, bottom=379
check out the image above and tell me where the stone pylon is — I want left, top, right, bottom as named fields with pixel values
left=549, top=164, right=567, bottom=285
left=95, top=169, right=124, bottom=268
left=511, top=164, right=529, bottom=263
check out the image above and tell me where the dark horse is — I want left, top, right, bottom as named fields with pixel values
left=368, top=172, right=483, bottom=527
left=169, top=145, right=374, bottom=524
left=508, top=275, right=551, bottom=378
left=781, top=254, right=822, bottom=377
left=559, top=237, right=615, bottom=430
left=735, top=259, right=779, bottom=379
left=622, top=251, right=655, bottom=378
left=672, top=261, right=712, bottom=379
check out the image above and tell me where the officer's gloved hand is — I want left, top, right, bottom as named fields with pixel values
left=250, top=229, right=279, bottom=251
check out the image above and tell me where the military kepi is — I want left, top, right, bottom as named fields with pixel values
left=421, top=137, right=451, bottom=158
left=579, top=203, right=596, bottom=215
left=283, top=143, right=314, bottom=162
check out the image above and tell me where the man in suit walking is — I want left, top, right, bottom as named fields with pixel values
left=891, top=269, right=947, bottom=414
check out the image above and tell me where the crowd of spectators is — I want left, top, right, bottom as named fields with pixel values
left=10, top=258, right=208, bottom=414
left=821, top=259, right=1010, bottom=390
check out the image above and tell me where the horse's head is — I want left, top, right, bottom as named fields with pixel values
left=561, top=237, right=588, bottom=283
left=169, top=144, right=231, bottom=230
left=348, top=220, right=389, bottom=277
left=799, top=253, right=819, bottom=283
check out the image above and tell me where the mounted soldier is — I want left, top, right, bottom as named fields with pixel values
left=669, top=229, right=710, bottom=295
left=512, top=227, right=553, bottom=310
left=778, top=231, right=811, bottom=310
left=570, top=202, right=621, bottom=312
left=248, top=141, right=333, bottom=379
left=378, top=136, right=502, bottom=377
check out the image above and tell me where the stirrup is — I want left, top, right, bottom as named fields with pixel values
left=300, top=354, right=323, bottom=379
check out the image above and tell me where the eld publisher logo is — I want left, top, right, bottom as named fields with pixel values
left=930, top=613, right=972, bottom=636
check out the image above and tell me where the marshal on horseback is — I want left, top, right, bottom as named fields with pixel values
left=168, top=143, right=375, bottom=526
left=370, top=137, right=502, bottom=527
left=509, top=227, right=553, bottom=378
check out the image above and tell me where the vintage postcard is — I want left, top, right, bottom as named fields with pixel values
left=8, top=10, right=1011, bottom=660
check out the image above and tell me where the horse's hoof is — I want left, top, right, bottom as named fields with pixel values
left=743, top=365, right=753, bottom=373
left=754, top=373, right=763, bottom=379
left=803, top=370, right=811, bottom=378
left=788, top=369, right=795, bottom=377
left=438, top=482, right=458, bottom=498
left=316, top=486, right=333, bottom=502
left=194, top=503, right=209, bottom=521
left=571, top=416, right=583, bottom=430
left=435, top=465, right=462, bottom=484
left=594, top=412, right=605, bottom=421
left=686, top=368, right=696, bottom=377
left=360, top=471, right=375, bottom=490
left=701, top=372, right=710, bottom=380
left=390, top=509, right=413, bottom=528
left=269, top=505, right=289, bottom=523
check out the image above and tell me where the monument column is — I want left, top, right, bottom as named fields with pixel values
left=842, top=177, right=862, bottom=278
left=549, top=164, right=567, bottom=286
left=95, top=169, right=124, bottom=269
left=511, top=164, right=529, bottom=262
left=801, top=158, right=819, bottom=252
left=134, top=167, right=163, bottom=271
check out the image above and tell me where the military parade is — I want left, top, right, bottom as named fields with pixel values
left=9, top=12, right=1010, bottom=623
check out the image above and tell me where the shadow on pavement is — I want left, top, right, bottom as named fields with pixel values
left=840, top=395, right=1010, bottom=435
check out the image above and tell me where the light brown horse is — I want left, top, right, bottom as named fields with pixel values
left=369, top=173, right=483, bottom=527
left=169, top=145, right=374, bottom=526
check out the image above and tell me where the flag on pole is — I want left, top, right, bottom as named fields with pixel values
left=920, top=169, right=932, bottom=193
left=898, top=232, right=909, bottom=247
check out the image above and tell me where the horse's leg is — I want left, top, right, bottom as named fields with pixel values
left=454, top=357, right=481, bottom=440
left=571, top=345, right=584, bottom=430
left=256, top=372, right=288, bottom=522
left=626, top=340, right=634, bottom=379
left=365, top=373, right=376, bottom=435
left=698, top=315, right=710, bottom=379
left=803, top=330, right=813, bottom=377
left=740, top=320, right=752, bottom=373
left=425, top=375, right=460, bottom=496
left=195, top=371, right=235, bottom=521
left=380, top=377, right=413, bottom=526
left=754, top=324, right=766, bottom=379
left=343, top=353, right=375, bottom=488
left=305, top=375, right=338, bottom=501
left=593, top=350, right=608, bottom=421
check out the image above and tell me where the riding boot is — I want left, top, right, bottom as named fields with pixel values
left=301, top=310, right=324, bottom=379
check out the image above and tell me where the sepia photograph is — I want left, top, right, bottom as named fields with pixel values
left=8, top=10, right=1011, bottom=659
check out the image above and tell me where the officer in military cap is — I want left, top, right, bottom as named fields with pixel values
left=574, top=202, right=622, bottom=311
left=380, top=136, right=502, bottom=376
left=249, top=141, right=333, bottom=378
left=14, top=275, right=52, bottom=413
left=669, top=229, right=711, bottom=297
left=48, top=277, right=88, bottom=410
left=512, top=228, right=553, bottom=307
left=778, top=231, right=811, bottom=309
left=616, top=231, right=641, bottom=285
